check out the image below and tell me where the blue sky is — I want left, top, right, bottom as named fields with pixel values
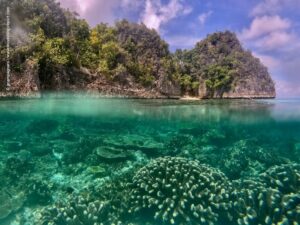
left=58, top=0, right=300, bottom=98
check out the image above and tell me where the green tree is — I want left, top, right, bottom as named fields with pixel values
left=204, top=64, right=234, bottom=97
left=42, top=38, right=72, bottom=65
left=63, top=12, right=91, bottom=68
left=90, top=24, right=117, bottom=52
left=97, top=41, right=128, bottom=80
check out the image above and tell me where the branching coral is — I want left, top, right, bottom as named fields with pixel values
left=35, top=160, right=300, bottom=225
left=231, top=179, right=300, bottom=224
left=40, top=196, right=108, bottom=225
left=259, top=163, right=300, bottom=194
left=94, top=175, right=132, bottom=224
left=128, top=157, right=232, bottom=225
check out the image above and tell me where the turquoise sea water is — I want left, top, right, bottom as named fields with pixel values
left=0, top=96, right=299, bottom=225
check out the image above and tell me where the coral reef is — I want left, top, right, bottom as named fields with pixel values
left=3, top=150, right=34, bottom=180
left=62, top=137, right=100, bottom=164
left=1, top=98, right=300, bottom=225
left=39, top=168, right=136, bottom=225
left=259, top=163, right=300, bottom=194
left=128, top=157, right=232, bottom=225
left=164, top=134, right=193, bottom=156
left=10, top=156, right=300, bottom=225
left=40, top=196, right=109, bottom=225
left=94, top=176, right=132, bottom=223
left=220, top=139, right=285, bottom=179
left=231, top=179, right=300, bottom=224
left=26, top=179, right=54, bottom=205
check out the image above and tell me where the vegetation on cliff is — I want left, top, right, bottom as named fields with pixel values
left=174, top=31, right=275, bottom=97
left=0, top=0, right=275, bottom=98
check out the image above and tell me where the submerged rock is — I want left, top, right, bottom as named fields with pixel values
left=103, top=134, right=164, bottom=157
left=0, top=189, right=25, bottom=220
left=86, top=165, right=106, bottom=177
left=0, top=192, right=13, bottom=220
left=95, top=146, right=132, bottom=163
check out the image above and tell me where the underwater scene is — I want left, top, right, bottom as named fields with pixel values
left=0, top=96, right=299, bottom=225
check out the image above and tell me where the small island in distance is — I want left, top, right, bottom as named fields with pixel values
left=0, top=0, right=275, bottom=99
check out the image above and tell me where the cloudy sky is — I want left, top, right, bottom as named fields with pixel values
left=57, top=0, right=300, bottom=98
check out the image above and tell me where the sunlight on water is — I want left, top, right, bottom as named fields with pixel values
left=0, top=95, right=299, bottom=225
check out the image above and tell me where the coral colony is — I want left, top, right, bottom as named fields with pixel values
left=35, top=157, right=299, bottom=225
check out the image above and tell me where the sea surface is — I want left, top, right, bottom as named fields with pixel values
left=0, top=96, right=299, bottom=225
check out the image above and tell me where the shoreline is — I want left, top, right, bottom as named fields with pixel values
left=0, top=91, right=276, bottom=101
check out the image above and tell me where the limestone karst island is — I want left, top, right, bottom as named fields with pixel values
left=0, top=0, right=275, bottom=99
left=1, top=1, right=300, bottom=225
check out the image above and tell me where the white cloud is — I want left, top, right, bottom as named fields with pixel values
left=58, top=0, right=143, bottom=26
left=240, top=15, right=291, bottom=40
left=141, top=0, right=193, bottom=31
left=182, top=6, right=193, bottom=15
left=142, top=0, right=161, bottom=30
left=254, top=48, right=300, bottom=97
left=251, top=0, right=281, bottom=16
left=251, top=0, right=300, bottom=16
left=58, top=0, right=192, bottom=30
left=253, top=52, right=280, bottom=69
left=239, top=15, right=297, bottom=52
left=198, top=10, right=213, bottom=26
left=58, top=0, right=96, bottom=15
left=58, top=0, right=119, bottom=25
left=241, top=0, right=300, bottom=97
left=255, top=31, right=296, bottom=49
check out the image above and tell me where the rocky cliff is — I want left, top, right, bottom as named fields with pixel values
left=0, top=60, right=181, bottom=98
left=0, top=31, right=274, bottom=99
left=177, top=31, right=276, bottom=99
left=0, top=60, right=40, bottom=98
